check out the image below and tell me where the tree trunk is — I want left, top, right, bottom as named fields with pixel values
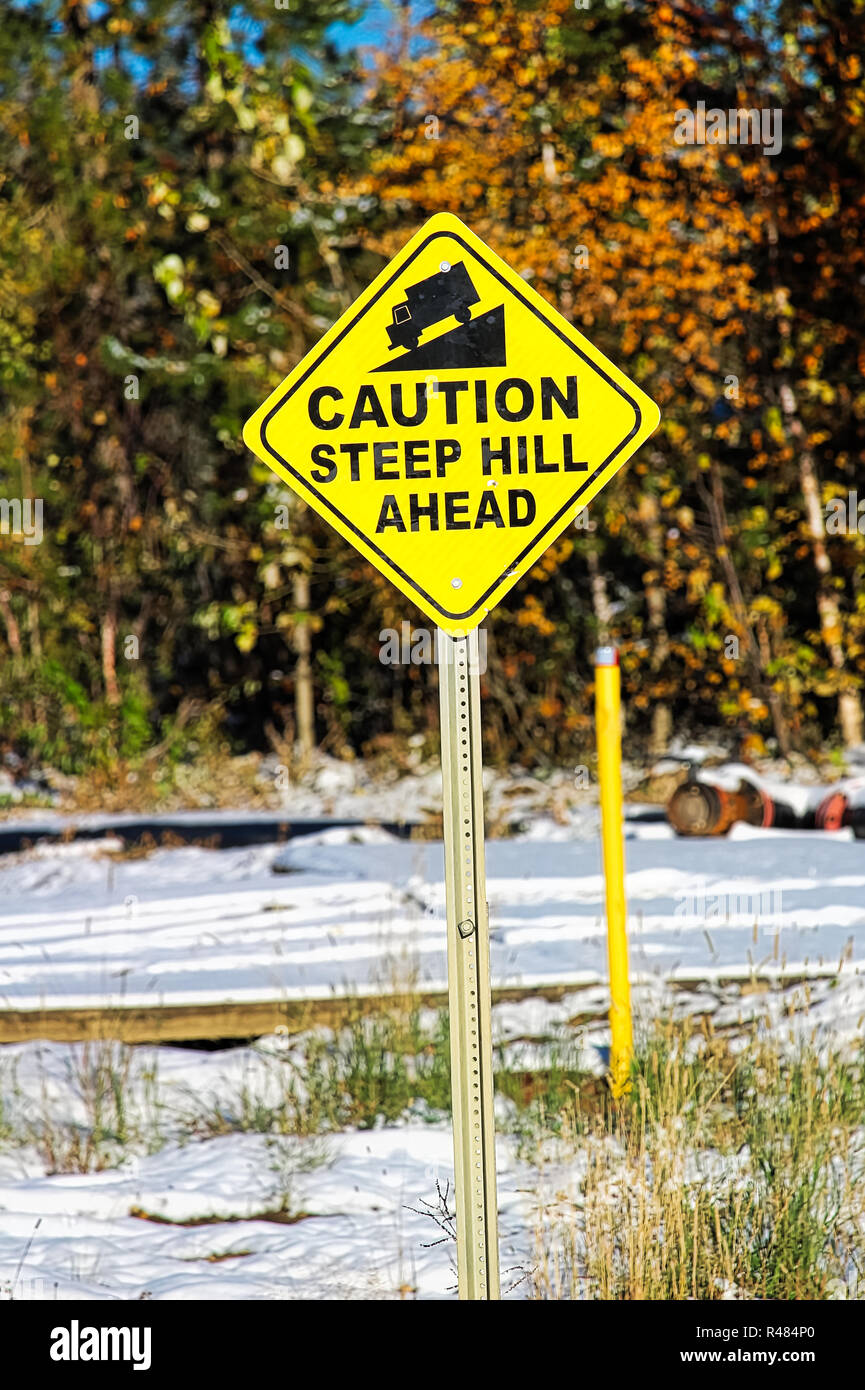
left=0, top=589, right=22, bottom=657
left=0, top=586, right=33, bottom=726
left=784, top=387, right=864, bottom=747
left=701, top=462, right=792, bottom=757
left=101, top=605, right=121, bottom=706
left=761, top=162, right=865, bottom=747
left=292, top=568, right=315, bottom=766
left=638, top=493, right=673, bottom=757
left=28, top=598, right=42, bottom=662
left=586, top=545, right=613, bottom=645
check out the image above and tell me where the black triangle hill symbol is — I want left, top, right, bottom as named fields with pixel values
left=371, top=304, right=506, bottom=372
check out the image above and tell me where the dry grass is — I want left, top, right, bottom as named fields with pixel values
left=529, top=1022, right=865, bottom=1300
left=5, top=994, right=865, bottom=1301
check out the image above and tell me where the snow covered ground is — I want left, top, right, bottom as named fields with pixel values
left=1, top=809, right=864, bottom=1300
left=0, top=1122, right=527, bottom=1301
left=0, top=1035, right=537, bottom=1301
left=1, top=819, right=864, bottom=1013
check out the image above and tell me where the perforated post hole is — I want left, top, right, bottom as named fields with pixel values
left=439, top=628, right=498, bottom=1301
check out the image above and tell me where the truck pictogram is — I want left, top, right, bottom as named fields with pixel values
left=386, top=260, right=481, bottom=352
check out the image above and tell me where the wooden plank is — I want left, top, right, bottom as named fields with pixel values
left=0, top=972, right=835, bottom=1045
left=0, top=985, right=576, bottom=1045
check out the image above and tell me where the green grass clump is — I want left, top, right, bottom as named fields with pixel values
left=184, top=1005, right=454, bottom=1139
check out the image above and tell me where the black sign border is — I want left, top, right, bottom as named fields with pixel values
left=259, top=230, right=643, bottom=622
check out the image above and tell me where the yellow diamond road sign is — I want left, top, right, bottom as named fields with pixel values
left=243, top=212, right=660, bottom=633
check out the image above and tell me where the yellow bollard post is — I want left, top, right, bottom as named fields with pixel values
left=594, top=645, right=633, bottom=1096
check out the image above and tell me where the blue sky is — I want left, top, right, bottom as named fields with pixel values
left=8, top=1, right=435, bottom=90
left=329, top=1, right=434, bottom=57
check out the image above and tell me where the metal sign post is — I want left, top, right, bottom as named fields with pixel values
left=438, top=627, right=500, bottom=1300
